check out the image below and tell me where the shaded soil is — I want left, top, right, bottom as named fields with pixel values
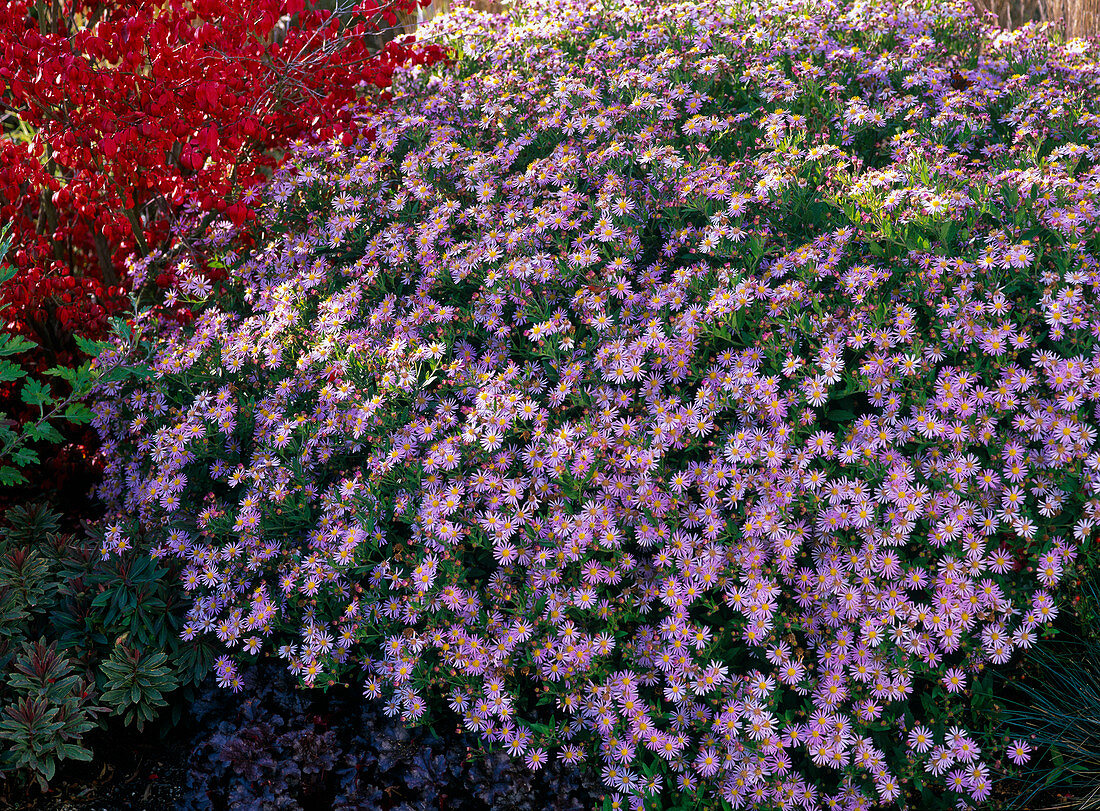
left=1, top=725, right=189, bottom=811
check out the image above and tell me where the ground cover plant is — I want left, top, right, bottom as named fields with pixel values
left=86, top=0, right=1100, bottom=807
left=180, top=657, right=599, bottom=810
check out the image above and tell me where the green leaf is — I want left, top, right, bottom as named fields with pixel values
left=56, top=743, right=94, bottom=762
left=0, top=334, right=36, bottom=356
left=63, top=404, right=95, bottom=425
left=43, top=365, right=77, bottom=385
left=0, top=359, right=25, bottom=383
left=73, top=334, right=111, bottom=358
left=39, top=756, right=56, bottom=783
left=938, top=220, right=960, bottom=248
left=23, top=422, right=65, bottom=444
left=70, top=364, right=95, bottom=394
left=11, top=446, right=39, bottom=467
left=108, top=316, right=132, bottom=344
left=42, top=363, right=96, bottom=396
left=127, top=365, right=156, bottom=380
left=20, top=379, right=52, bottom=407
left=0, top=466, right=26, bottom=486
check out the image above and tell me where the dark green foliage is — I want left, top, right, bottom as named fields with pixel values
left=994, top=573, right=1100, bottom=809
left=0, top=641, right=99, bottom=790
left=997, top=638, right=1100, bottom=808
left=0, top=502, right=213, bottom=789
left=99, top=646, right=178, bottom=730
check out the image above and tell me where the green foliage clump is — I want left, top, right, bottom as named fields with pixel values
left=0, top=502, right=213, bottom=790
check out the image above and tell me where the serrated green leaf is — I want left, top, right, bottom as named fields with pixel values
left=0, top=466, right=26, bottom=485
left=44, top=365, right=77, bottom=385
left=126, top=365, right=156, bottom=380
left=0, top=359, right=25, bottom=383
left=11, top=446, right=39, bottom=467
left=0, top=234, right=16, bottom=285
left=20, top=379, right=52, bottom=407
left=63, top=404, right=95, bottom=424
left=98, top=365, right=128, bottom=384
left=108, top=317, right=132, bottom=344
left=69, top=364, right=95, bottom=395
left=100, top=364, right=155, bottom=383
left=23, top=422, right=65, bottom=444
left=44, top=362, right=95, bottom=394
left=0, top=335, right=36, bottom=356
left=73, top=335, right=110, bottom=358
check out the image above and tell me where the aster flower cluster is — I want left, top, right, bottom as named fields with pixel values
left=90, top=0, right=1100, bottom=808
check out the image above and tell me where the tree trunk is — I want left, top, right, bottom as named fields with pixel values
left=971, top=0, right=1041, bottom=30
left=970, top=0, right=1098, bottom=38
left=1062, top=0, right=1100, bottom=39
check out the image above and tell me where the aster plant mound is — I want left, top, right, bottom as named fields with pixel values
left=89, top=0, right=1100, bottom=808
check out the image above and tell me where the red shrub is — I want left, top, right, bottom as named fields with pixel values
left=0, top=0, right=449, bottom=502
left=0, top=0, right=445, bottom=349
